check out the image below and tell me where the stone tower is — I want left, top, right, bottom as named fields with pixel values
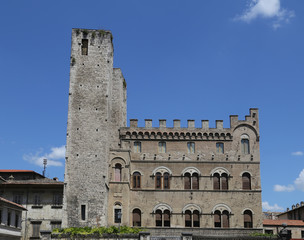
left=63, top=29, right=126, bottom=227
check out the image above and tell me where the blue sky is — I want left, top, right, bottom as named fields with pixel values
left=0, top=0, right=303, bottom=213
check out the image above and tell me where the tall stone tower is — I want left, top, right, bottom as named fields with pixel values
left=63, top=29, right=126, bottom=227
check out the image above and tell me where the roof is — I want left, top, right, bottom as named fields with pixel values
left=263, top=219, right=304, bottom=227
left=0, top=197, right=27, bottom=210
left=278, top=205, right=304, bottom=216
left=0, top=170, right=37, bottom=173
left=1, top=179, right=64, bottom=185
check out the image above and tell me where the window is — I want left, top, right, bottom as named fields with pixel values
left=155, top=172, right=162, bottom=189
left=7, top=211, right=11, bottom=226
left=214, top=210, right=221, bottom=228
left=114, top=203, right=122, bottom=223
left=133, top=172, right=141, bottom=189
left=184, top=173, right=191, bottom=190
left=155, top=172, right=170, bottom=189
left=301, top=230, right=304, bottom=239
left=241, top=139, right=250, bottom=154
left=32, top=222, right=41, bottom=238
left=184, top=172, right=199, bottom=190
left=163, top=173, right=170, bottom=189
left=213, top=172, right=229, bottom=190
left=185, top=210, right=200, bottom=228
left=155, top=210, right=162, bottom=227
left=216, top=142, right=224, bottom=154
left=81, top=39, right=88, bottom=55
left=187, top=142, right=195, bottom=153
left=53, top=193, right=63, bottom=206
left=13, top=194, right=23, bottom=205
left=51, top=221, right=62, bottom=230
left=221, top=173, right=228, bottom=190
left=81, top=205, right=86, bottom=221
left=214, top=210, right=229, bottom=228
left=193, top=210, right=200, bottom=227
left=213, top=173, right=220, bottom=190
left=242, top=173, right=251, bottom=190
left=155, top=209, right=170, bottom=227
left=185, top=210, right=192, bottom=227
left=134, top=142, right=141, bottom=153
left=132, top=209, right=141, bottom=227
left=15, top=213, right=19, bottom=227
left=222, top=210, right=230, bottom=228
left=34, top=193, right=41, bottom=206
left=244, top=210, right=253, bottom=228
left=114, top=163, right=122, bottom=182
left=158, top=142, right=166, bottom=153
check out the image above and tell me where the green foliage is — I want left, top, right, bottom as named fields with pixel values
left=92, top=31, right=96, bottom=38
left=250, top=232, right=276, bottom=237
left=52, top=226, right=144, bottom=237
left=75, top=29, right=80, bottom=35
left=82, top=29, right=89, bottom=35
left=98, top=30, right=107, bottom=36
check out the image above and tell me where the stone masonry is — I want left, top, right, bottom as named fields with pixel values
left=63, top=28, right=262, bottom=235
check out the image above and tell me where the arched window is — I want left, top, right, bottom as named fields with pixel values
left=193, top=210, right=200, bottom=227
left=155, top=172, right=162, bottom=189
left=222, top=210, right=230, bottom=228
left=164, top=173, right=170, bottom=189
left=132, top=209, right=141, bottom=227
left=221, top=173, right=228, bottom=190
left=185, top=210, right=192, bottom=227
left=155, top=210, right=162, bottom=227
left=114, top=203, right=122, bottom=224
left=115, top=164, right=122, bottom=182
left=244, top=210, right=253, bottom=228
left=192, top=173, right=199, bottom=190
left=213, top=173, right=220, bottom=190
left=164, top=210, right=170, bottom=227
left=214, top=210, right=221, bottom=228
left=241, top=139, right=250, bottom=154
left=133, top=172, right=141, bottom=189
left=242, top=173, right=251, bottom=190
left=184, top=173, right=191, bottom=190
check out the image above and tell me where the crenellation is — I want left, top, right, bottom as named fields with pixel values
left=145, top=119, right=152, bottom=128
left=187, top=120, right=195, bottom=129
left=173, top=119, right=181, bottom=128
left=216, top=120, right=223, bottom=129
left=159, top=119, right=166, bottom=128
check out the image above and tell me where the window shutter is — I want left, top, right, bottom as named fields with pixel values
left=193, top=210, right=200, bottom=227
left=185, top=210, right=192, bottom=227
left=214, top=211, right=221, bottom=227
left=184, top=173, right=191, bottom=189
left=164, top=210, right=170, bottom=227
left=213, top=174, right=220, bottom=190
left=221, top=174, right=228, bottom=190
left=242, top=173, right=251, bottom=190
left=222, top=211, right=229, bottom=228
left=133, top=209, right=141, bottom=227
left=192, top=173, right=199, bottom=190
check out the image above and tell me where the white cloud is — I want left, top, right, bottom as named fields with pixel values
left=23, top=145, right=65, bottom=167
left=262, top=201, right=284, bottom=211
left=294, top=169, right=304, bottom=191
left=235, top=0, right=295, bottom=29
left=274, top=184, right=295, bottom=192
left=292, top=151, right=303, bottom=156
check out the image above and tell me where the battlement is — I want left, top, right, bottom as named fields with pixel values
left=120, top=109, right=259, bottom=141
left=127, top=108, right=258, bottom=130
left=72, top=28, right=112, bottom=39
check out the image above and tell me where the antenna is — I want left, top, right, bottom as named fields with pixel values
left=43, top=158, right=47, bottom=177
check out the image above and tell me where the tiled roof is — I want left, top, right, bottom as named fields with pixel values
left=0, top=197, right=27, bottom=210
left=0, top=170, right=36, bottom=173
left=263, top=219, right=304, bottom=226
left=1, top=179, right=64, bottom=185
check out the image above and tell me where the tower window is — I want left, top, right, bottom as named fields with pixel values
left=134, top=142, right=141, bottom=153
left=158, top=142, right=166, bottom=153
left=187, top=142, right=195, bottom=153
left=241, top=139, right=250, bottom=154
left=81, top=39, right=88, bottom=55
left=216, top=142, right=224, bottom=154
left=133, top=172, right=141, bottom=189
left=81, top=205, right=86, bottom=221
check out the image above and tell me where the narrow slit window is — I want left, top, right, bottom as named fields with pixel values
left=81, top=205, right=86, bottom=221
left=187, top=142, right=195, bottom=154
left=134, top=142, right=141, bottom=153
left=216, top=142, right=224, bottom=154
left=241, top=139, right=250, bottom=154
left=158, top=142, right=166, bottom=153
left=81, top=39, right=88, bottom=55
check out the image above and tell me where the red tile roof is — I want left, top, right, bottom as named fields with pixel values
left=0, top=197, right=27, bottom=210
left=0, top=170, right=36, bottom=173
left=263, top=219, right=304, bottom=226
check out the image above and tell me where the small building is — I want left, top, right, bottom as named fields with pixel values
left=0, top=196, right=26, bottom=240
left=278, top=202, right=304, bottom=220
left=263, top=219, right=304, bottom=239
left=0, top=170, right=63, bottom=240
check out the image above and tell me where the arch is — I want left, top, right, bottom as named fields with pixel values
left=132, top=208, right=141, bottom=227
left=242, top=172, right=251, bottom=190
left=210, top=167, right=230, bottom=176
left=212, top=203, right=232, bottom=214
left=182, top=204, right=202, bottom=213
left=152, top=166, right=172, bottom=176
left=114, top=163, right=122, bottom=182
left=132, top=171, right=141, bottom=189
left=111, top=157, right=127, bottom=165
left=243, top=209, right=253, bottom=228
left=181, top=167, right=201, bottom=176
left=233, top=124, right=259, bottom=139
left=242, top=208, right=255, bottom=215
left=153, top=203, right=173, bottom=213
left=114, top=201, right=122, bottom=207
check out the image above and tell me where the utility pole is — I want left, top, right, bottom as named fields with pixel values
left=43, top=158, right=47, bottom=177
